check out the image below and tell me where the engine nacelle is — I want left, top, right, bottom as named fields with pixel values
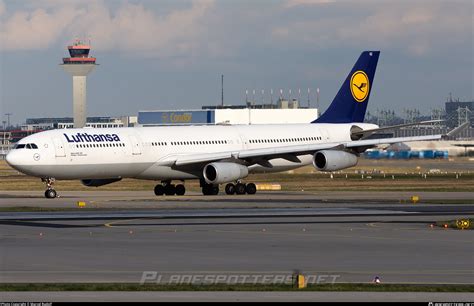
left=203, top=162, right=249, bottom=184
left=312, top=150, right=358, bottom=172
left=81, top=178, right=122, bottom=187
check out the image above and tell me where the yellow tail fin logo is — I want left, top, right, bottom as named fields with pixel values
left=350, top=70, right=369, bottom=102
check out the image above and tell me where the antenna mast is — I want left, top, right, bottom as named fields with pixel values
left=221, top=74, right=224, bottom=107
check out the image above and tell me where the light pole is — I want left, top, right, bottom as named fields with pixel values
left=2, top=120, right=6, bottom=151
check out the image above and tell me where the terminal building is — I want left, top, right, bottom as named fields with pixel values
left=138, top=99, right=319, bottom=126
left=21, top=116, right=137, bottom=131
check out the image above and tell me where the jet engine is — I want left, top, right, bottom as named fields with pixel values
left=203, top=162, right=249, bottom=184
left=81, top=178, right=122, bottom=187
left=312, top=150, right=358, bottom=171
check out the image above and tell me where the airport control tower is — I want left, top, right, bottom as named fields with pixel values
left=61, top=40, right=97, bottom=128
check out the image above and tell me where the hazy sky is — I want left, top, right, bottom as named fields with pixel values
left=0, top=0, right=472, bottom=125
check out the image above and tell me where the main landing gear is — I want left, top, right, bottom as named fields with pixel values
left=154, top=180, right=257, bottom=196
left=224, top=182, right=257, bottom=195
left=42, top=178, right=57, bottom=199
left=200, top=180, right=257, bottom=196
left=201, top=182, right=219, bottom=195
left=154, top=181, right=186, bottom=196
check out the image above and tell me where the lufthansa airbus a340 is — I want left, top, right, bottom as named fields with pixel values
left=6, top=51, right=442, bottom=198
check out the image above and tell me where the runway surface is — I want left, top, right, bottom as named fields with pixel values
left=1, top=191, right=473, bottom=290
left=1, top=190, right=474, bottom=209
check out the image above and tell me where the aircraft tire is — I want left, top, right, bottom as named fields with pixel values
left=235, top=183, right=246, bottom=195
left=164, top=184, right=176, bottom=196
left=175, top=184, right=186, bottom=196
left=225, top=183, right=236, bottom=195
left=245, top=183, right=257, bottom=195
left=45, top=189, right=57, bottom=199
left=154, top=185, right=165, bottom=196
left=202, top=186, right=211, bottom=195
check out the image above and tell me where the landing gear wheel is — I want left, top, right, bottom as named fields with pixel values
left=235, top=183, right=246, bottom=195
left=175, top=184, right=186, bottom=196
left=154, top=184, right=165, bottom=196
left=202, top=184, right=219, bottom=195
left=202, top=186, right=211, bottom=195
left=42, top=178, right=57, bottom=199
left=164, top=184, right=176, bottom=196
left=225, top=183, right=236, bottom=195
left=45, top=189, right=57, bottom=199
left=245, top=183, right=257, bottom=195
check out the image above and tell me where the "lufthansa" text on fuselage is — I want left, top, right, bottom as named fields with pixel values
left=64, top=133, right=121, bottom=143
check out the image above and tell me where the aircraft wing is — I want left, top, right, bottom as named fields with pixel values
left=157, top=134, right=442, bottom=168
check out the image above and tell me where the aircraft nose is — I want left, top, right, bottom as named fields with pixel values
left=5, top=150, right=21, bottom=168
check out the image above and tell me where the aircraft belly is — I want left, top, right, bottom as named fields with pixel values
left=22, top=163, right=151, bottom=180
left=135, top=165, right=199, bottom=180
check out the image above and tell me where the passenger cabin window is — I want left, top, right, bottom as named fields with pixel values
left=247, top=137, right=325, bottom=144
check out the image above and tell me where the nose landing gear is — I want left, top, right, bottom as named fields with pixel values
left=42, top=178, right=58, bottom=199
left=45, top=189, right=57, bottom=199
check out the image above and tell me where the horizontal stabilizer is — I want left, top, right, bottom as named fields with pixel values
left=352, top=120, right=445, bottom=139
left=446, top=121, right=470, bottom=138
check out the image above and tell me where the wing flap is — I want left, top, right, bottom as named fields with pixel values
left=172, top=152, right=235, bottom=166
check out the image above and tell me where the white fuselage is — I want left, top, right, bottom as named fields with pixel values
left=6, top=123, right=378, bottom=181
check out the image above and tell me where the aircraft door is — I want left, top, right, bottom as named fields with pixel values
left=52, top=137, right=66, bottom=157
left=321, top=128, right=330, bottom=141
left=129, top=134, right=142, bottom=155
left=240, top=134, right=249, bottom=150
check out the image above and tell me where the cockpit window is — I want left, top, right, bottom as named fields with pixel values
left=14, top=143, right=38, bottom=149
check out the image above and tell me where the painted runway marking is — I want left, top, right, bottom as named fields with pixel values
left=104, top=218, right=142, bottom=228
